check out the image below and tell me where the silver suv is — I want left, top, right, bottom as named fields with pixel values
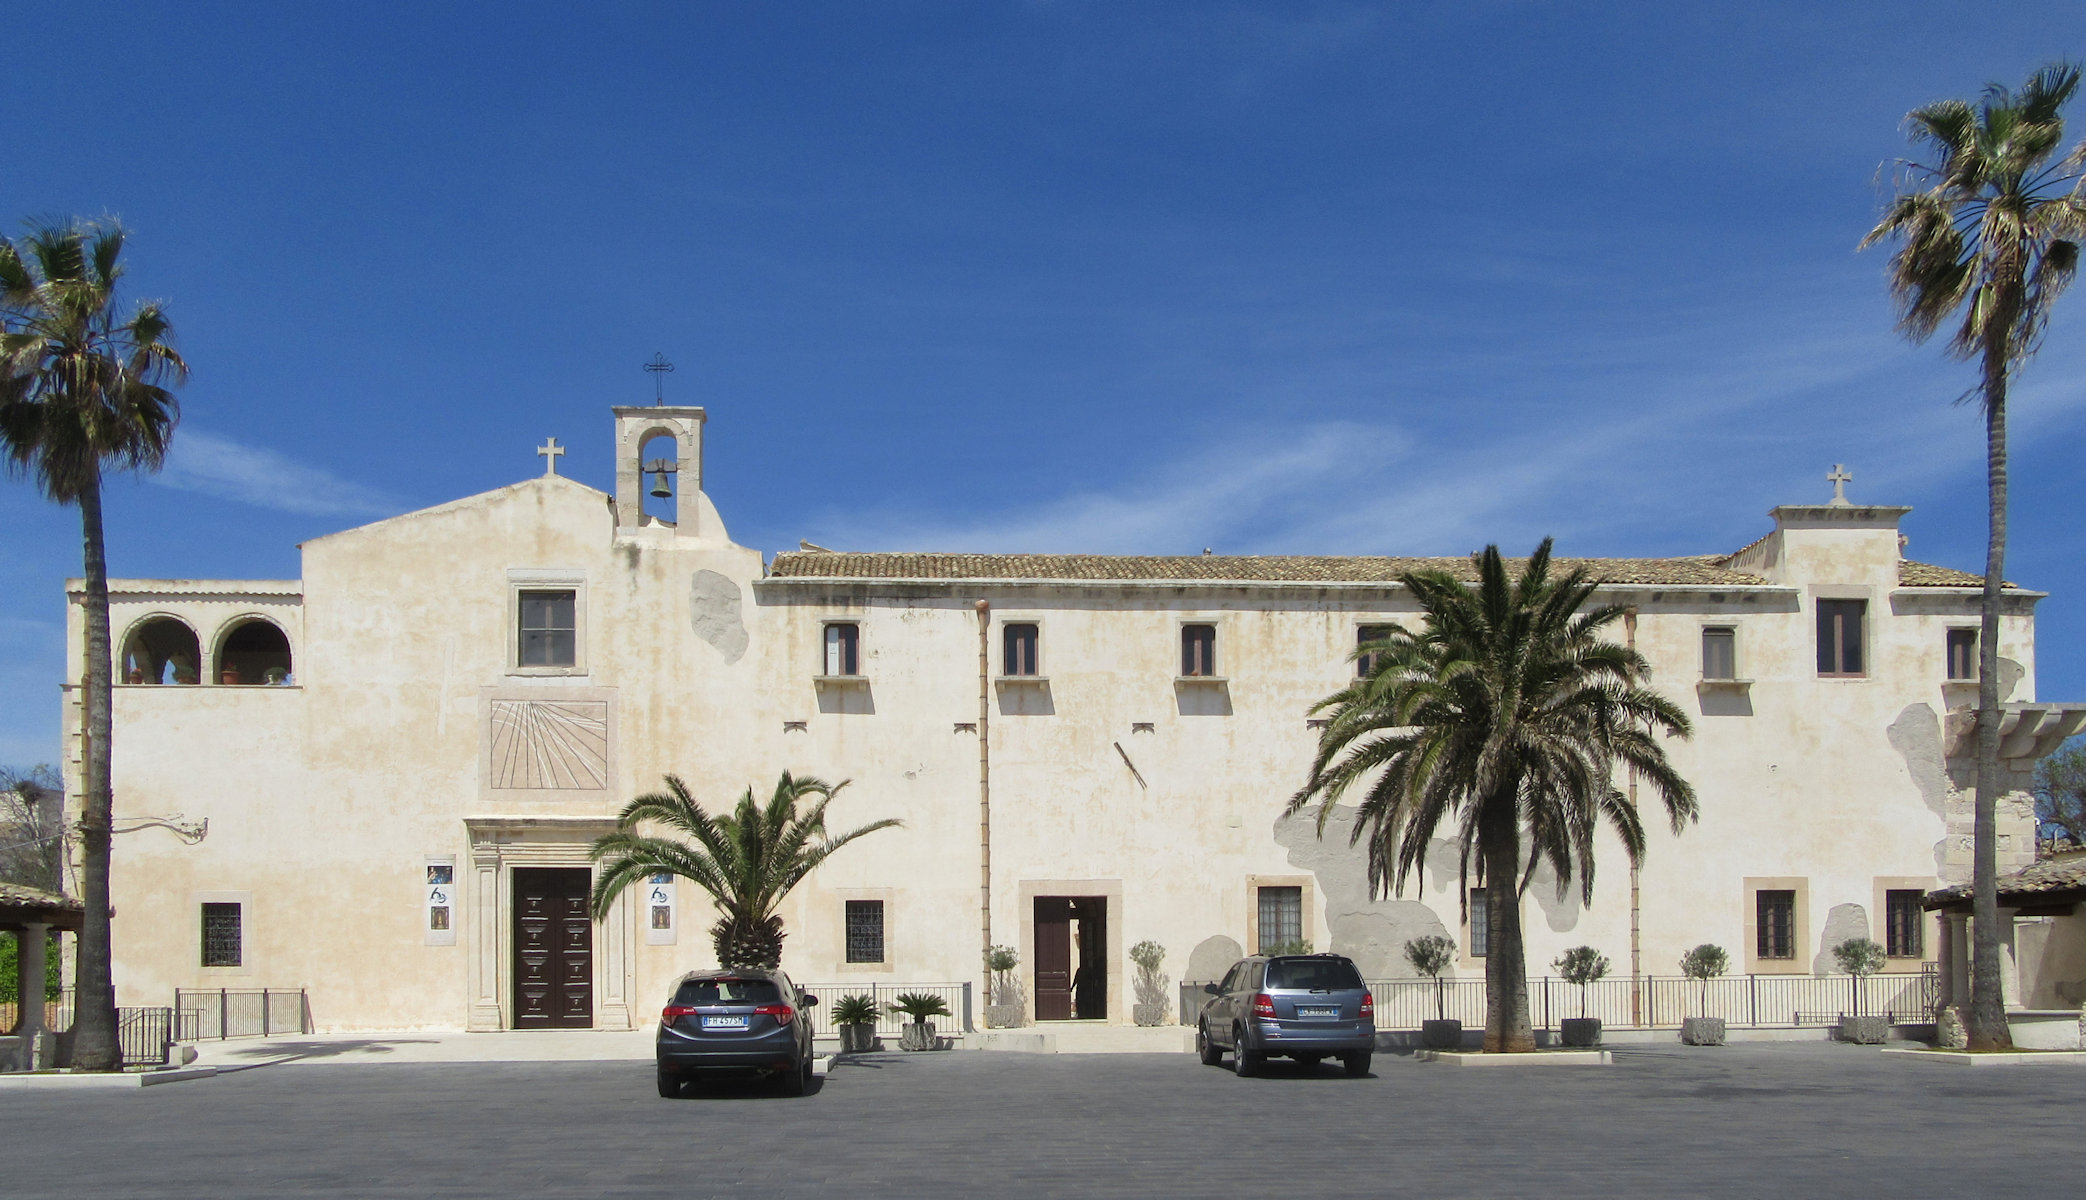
left=1196, top=953, right=1374, bottom=1077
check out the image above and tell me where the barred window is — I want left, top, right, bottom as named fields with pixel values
left=202, top=902, right=242, bottom=968
left=518, top=590, right=576, bottom=667
left=1886, top=890, right=1925, bottom=958
left=1003, top=623, right=1040, bottom=676
left=1757, top=890, right=1796, bottom=959
left=1256, top=886, right=1302, bottom=953
left=845, top=899, right=885, bottom=964
left=1468, top=889, right=1489, bottom=958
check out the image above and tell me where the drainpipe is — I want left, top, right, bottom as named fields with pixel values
left=976, top=600, right=992, bottom=1006
left=1625, top=606, right=1642, bottom=1026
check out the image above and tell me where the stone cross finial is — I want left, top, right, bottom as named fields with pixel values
left=538, top=437, right=566, bottom=477
left=1828, top=463, right=1851, bottom=506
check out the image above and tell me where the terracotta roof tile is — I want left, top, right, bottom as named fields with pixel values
left=1898, top=561, right=2002, bottom=588
left=767, top=552, right=1768, bottom=586
left=1926, top=854, right=2086, bottom=908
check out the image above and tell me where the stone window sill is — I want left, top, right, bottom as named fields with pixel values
left=813, top=675, right=870, bottom=689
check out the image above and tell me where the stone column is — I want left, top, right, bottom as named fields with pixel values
left=14, top=923, right=47, bottom=1040
left=467, top=842, right=505, bottom=1031
left=1999, top=908, right=2021, bottom=1010
left=1946, top=913, right=1970, bottom=1010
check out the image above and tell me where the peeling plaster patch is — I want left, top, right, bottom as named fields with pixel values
left=1998, top=657, right=2025, bottom=702
left=1933, top=838, right=1951, bottom=879
left=689, top=570, right=748, bottom=663
left=1276, top=808, right=1454, bottom=979
left=1814, top=903, right=1869, bottom=975
left=1887, top=703, right=1950, bottom=818
left=1186, top=935, right=1244, bottom=983
left=1528, top=858, right=1584, bottom=933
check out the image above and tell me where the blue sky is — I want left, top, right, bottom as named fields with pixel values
left=3, top=2, right=2085, bottom=764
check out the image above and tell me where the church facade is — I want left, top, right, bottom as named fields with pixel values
left=62, top=405, right=2079, bottom=1032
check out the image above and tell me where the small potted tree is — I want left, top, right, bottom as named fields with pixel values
left=1130, top=940, right=1171, bottom=1027
left=832, top=993, right=880, bottom=1053
left=1833, top=937, right=1889, bottom=1044
left=889, top=992, right=951, bottom=1051
left=1405, top=934, right=1461, bottom=1050
left=1679, top=944, right=1729, bottom=1046
left=1552, top=946, right=1610, bottom=1047
left=983, top=944, right=1024, bottom=1029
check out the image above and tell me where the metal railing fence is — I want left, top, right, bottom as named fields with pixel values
left=174, top=989, right=311, bottom=1040
left=117, top=1007, right=176, bottom=1067
left=795, top=982, right=973, bottom=1037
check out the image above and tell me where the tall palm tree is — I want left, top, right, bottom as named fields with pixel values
left=590, top=771, right=900, bottom=969
left=1860, top=63, right=2086, bottom=1051
left=1290, top=541, right=1696, bottom=1053
left=0, top=219, right=185, bottom=1072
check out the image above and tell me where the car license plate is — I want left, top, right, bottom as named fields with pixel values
left=1297, top=1006, right=1338, bottom=1018
left=701, top=1015, right=748, bottom=1030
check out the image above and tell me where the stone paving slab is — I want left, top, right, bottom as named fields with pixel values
left=2, top=1043, right=2083, bottom=1198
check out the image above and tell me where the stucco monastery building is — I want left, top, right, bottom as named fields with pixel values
left=62, top=405, right=2086, bottom=1031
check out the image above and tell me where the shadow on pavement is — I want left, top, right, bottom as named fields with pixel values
left=211, top=1038, right=444, bottom=1071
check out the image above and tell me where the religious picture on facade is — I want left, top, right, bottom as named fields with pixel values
left=428, top=864, right=454, bottom=886
left=429, top=906, right=450, bottom=931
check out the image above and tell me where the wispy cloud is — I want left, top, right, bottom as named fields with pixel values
left=153, top=430, right=406, bottom=518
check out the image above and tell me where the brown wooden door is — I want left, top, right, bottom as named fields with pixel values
left=1034, top=897, right=1073, bottom=1021
left=514, top=868, right=594, bottom=1029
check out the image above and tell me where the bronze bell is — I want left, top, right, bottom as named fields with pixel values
left=649, top=470, right=673, bottom=499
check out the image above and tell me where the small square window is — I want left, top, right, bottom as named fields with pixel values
left=1702, top=627, right=1736, bottom=681
left=1886, top=890, right=1925, bottom=958
left=1357, top=625, right=1394, bottom=678
left=1256, top=886, right=1302, bottom=954
left=1816, top=599, right=1866, bottom=677
left=1468, top=889, right=1489, bottom=958
left=824, top=623, right=860, bottom=676
left=1757, top=890, right=1796, bottom=959
left=845, top=899, right=885, bottom=963
left=1946, top=628, right=1977, bottom=681
left=1181, top=624, right=1217, bottom=677
left=518, top=589, right=577, bottom=667
left=201, top=902, right=242, bottom=968
left=1003, top=623, right=1040, bottom=676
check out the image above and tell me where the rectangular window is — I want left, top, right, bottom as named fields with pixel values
left=823, top=623, right=860, bottom=676
left=1816, top=599, right=1866, bottom=676
left=1756, top=890, right=1796, bottom=959
left=517, top=589, right=577, bottom=667
left=845, top=899, right=885, bottom=964
left=1181, top=624, right=1217, bottom=677
left=1357, top=625, right=1394, bottom=678
left=1886, top=889, right=1925, bottom=958
left=1468, top=889, right=1489, bottom=958
left=1256, top=886, right=1302, bottom=953
left=201, top=902, right=242, bottom=968
left=1702, top=627, right=1737, bottom=681
left=1003, top=623, right=1040, bottom=676
left=1947, top=628, right=1978, bottom=681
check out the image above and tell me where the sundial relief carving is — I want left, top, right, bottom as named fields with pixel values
left=488, top=700, right=609, bottom=790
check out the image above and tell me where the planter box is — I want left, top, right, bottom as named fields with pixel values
left=899, top=1022, right=941, bottom=1052
left=984, top=1003, right=1025, bottom=1029
left=1559, top=1017, right=1602, bottom=1047
left=1680, top=1017, right=1726, bottom=1046
left=1132, top=1003, right=1168, bottom=1028
left=1838, top=1015, right=1890, bottom=1045
left=1421, top=1019, right=1463, bottom=1050
left=837, top=1023, right=877, bottom=1053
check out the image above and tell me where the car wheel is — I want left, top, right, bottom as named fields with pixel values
left=1198, top=1023, right=1224, bottom=1066
left=656, top=1068, right=680, bottom=1099
left=778, top=1058, right=808, bottom=1097
left=1233, top=1027, right=1262, bottom=1077
left=1343, top=1052, right=1372, bottom=1078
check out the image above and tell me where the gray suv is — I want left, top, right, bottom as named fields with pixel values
left=655, top=968, right=819, bottom=1097
left=1196, top=953, right=1374, bottom=1077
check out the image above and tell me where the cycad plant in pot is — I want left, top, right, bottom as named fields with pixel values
left=1833, top=938, right=1889, bottom=1045
left=1405, top=935, right=1461, bottom=1050
left=1130, top=940, right=1170, bottom=1027
left=1679, top=944, right=1729, bottom=1046
left=832, top=993, right=879, bottom=1053
left=983, top=944, right=1024, bottom=1028
left=889, top=992, right=950, bottom=1051
left=1553, top=946, right=1610, bottom=1047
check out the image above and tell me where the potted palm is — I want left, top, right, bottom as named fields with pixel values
left=1553, top=946, right=1610, bottom=1047
left=1405, top=935, right=1461, bottom=1049
left=889, top=992, right=950, bottom=1051
left=1833, top=938, right=1889, bottom=1044
left=832, top=993, right=880, bottom=1053
left=1130, top=940, right=1170, bottom=1027
left=1679, top=944, right=1729, bottom=1046
left=983, top=944, right=1024, bottom=1028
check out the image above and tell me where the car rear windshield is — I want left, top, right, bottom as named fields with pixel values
left=1267, top=959, right=1364, bottom=991
left=674, top=977, right=783, bottom=1006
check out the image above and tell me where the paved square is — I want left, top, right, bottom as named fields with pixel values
left=3, top=1044, right=2082, bottom=1197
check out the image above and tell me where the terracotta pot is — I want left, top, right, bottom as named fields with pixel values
left=220, top=667, right=241, bottom=685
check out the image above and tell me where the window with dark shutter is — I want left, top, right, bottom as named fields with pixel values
left=1756, top=890, right=1796, bottom=959
left=1181, top=624, right=1217, bottom=677
left=518, top=590, right=576, bottom=667
left=1003, top=623, right=1040, bottom=676
left=1886, top=890, right=1925, bottom=958
left=824, top=623, right=860, bottom=676
left=1816, top=599, right=1866, bottom=676
left=1946, top=628, right=1977, bottom=681
left=1702, top=627, right=1736, bottom=680
left=1357, top=625, right=1393, bottom=678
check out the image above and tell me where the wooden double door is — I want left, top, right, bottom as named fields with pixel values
left=1034, top=896, right=1107, bottom=1021
left=513, top=868, right=594, bottom=1029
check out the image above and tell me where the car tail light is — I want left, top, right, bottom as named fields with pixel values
left=1251, top=993, right=1277, bottom=1020
left=1360, top=992, right=1375, bottom=1020
left=661, top=1005, right=699, bottom=1022
left=754, top=1003, right=796, bottom=1026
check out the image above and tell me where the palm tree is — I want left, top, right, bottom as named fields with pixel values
left=589, top=771, right=899, bottom=968
left=1860, top=63, right=2086, bottom=1051
left=0, top=219, right=185, bottom=1072
left=1289, top=541, right=1696, bottom=1052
